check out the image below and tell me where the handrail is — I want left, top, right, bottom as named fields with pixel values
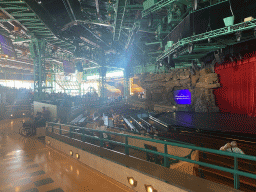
left=121, top=116, right=137, bottom=132
left=130, top=116, right=146, bottom=131
left=149, top=115, right=168, bottom=128
left=47, top=122, right=256, bottom=190
left=107, top=124, right=193, bottom=146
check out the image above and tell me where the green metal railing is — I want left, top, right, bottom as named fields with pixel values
left=46, top=122, right=256, bottom=190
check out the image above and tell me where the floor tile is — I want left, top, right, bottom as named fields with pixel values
left=30, top=170, right=45, bottom=177
left=34, top=178, right=54, bottom=187
left=23, top=188, right=39, bottom=192
left=47, top=188, right=64, bottom=192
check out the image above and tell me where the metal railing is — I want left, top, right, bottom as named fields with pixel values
left=47, top=122, right=256, bottom=190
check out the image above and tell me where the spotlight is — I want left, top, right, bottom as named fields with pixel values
left=70, top=150, right=73, bottom=156
left=188, top=44, right=193, bottom=54
left=130, top=121, right=132, bottom=123
left=23, top=113, right=25, bottom=116
left=127, top=177, right=137, bottom=187
left=75, top=153, right=80, bottom=159
left=145, top=185, right=157, bottom=192
left=236, top=32, right=241, bottom=42
left=10, top=114, right=13, bottom=117
left=173, top=106, right=176, bottom=109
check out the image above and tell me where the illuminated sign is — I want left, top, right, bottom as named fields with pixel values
left=0, top=34, right=16, bottom=58
left=174, top=89, right=191, bottom=105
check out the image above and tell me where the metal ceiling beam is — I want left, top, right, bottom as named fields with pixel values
left=113, top=0, right=128, bottom=41
left=142, top=0, right=176, bottom=18
left=61, top=20, right=112, bottom=32
left=0, top=1, right=75, bottom=54
left=11, top=13, right=36, bottom=17
left=120, top=4, right=143, bottom=10
left=0, top=1, right=26, bottom=4
left=145, top=41, right=161, bottom=45
left=0, top=7, right=27, bottom=10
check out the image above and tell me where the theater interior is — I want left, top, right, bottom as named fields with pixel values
left=0, top=0, right=256, bottom=192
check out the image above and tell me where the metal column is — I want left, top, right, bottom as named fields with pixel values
left=123, top=69, right=130, bottom=100
left=29, top=39, right=46, bottom=101
left=99, top=66, right=107, bottom=102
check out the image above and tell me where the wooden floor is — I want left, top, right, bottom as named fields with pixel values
left=0, top=118, right=134, bottom=192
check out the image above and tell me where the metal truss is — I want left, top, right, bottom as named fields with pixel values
left=125, top=22, right=140, bottom=49
left=29, top=39, right=47, bottom=101
left=157, top=19, right=256, bottom=62
left=142, top=0, right=190, bottom=18
left=0, top=0, right=75, bottom=53
left=113, top=0, right=128, bottom=41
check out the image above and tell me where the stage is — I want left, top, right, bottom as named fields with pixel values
left=155, top=112, right=256, bottom=136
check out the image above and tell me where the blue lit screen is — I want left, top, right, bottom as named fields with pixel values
left=174, top=89, right=191, bottom=105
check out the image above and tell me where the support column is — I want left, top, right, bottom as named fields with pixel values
left=123, top=69, right=130, bottom=100
left=99, top=67, right=107, bottom=102
left=29, top=38, right=46, bottom=101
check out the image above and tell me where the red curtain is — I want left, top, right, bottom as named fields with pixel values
left=214, top=54, right=256, bottom=117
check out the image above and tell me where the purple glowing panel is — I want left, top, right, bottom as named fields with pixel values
left=0, top=34, right=16, bottom=58
left=174, top=89, right=191, bottom=105
left=63, top=60, right=75, bottom=73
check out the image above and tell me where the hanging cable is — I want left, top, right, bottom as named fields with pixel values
left=66, top=0, right=76, bottom=21
left=228, top=0, right=234, bottom=16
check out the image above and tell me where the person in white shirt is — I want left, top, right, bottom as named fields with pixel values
left=219, top=141, right=244, bottom=154
left=228, top=141, right=245, bottom=154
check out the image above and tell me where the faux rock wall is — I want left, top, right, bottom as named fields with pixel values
left=137, top=67, right=220, bottom=112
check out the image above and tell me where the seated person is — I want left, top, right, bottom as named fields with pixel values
left=228, top=141, right=245, bottom=154
left=220, top=143, right=232, bottom=151
left=220, top=142, right=245, bottom=154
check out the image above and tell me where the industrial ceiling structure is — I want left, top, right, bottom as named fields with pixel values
left=0, top=0, right=256, bottom=98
